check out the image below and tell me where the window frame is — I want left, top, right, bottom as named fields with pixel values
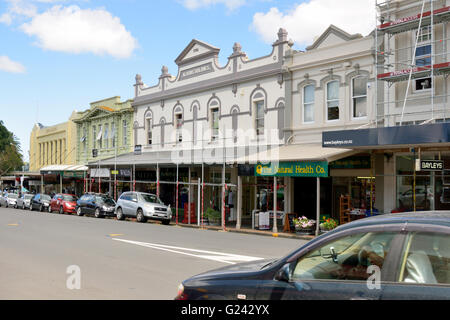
left=303, top=84, right=315, bottom=124
left=351, top=76, right=368, bottom=119
left=413, top=26, right=432, bottom=93
left=146, top=116, right=152, bottom=146
left=122, top=119, right=127, bottom=146
left=210, top=107, right=219, bottom=142
left=254, top=99, right=265, bottom=136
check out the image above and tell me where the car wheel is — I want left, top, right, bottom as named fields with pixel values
left=76, top=207, right=84, bottom=216
left=29, top=204, right=33, bottom=211
left=162, top=219, right=171, bottom=225
left=59, top=206, right=64, bottom=214
left=48, top=205, right=52, bottom=213
left=22, top=204, right=25, bottom=210
left=39, top=205, right=44, bottom=212
left=136, top=209, right=146, bottom=223
left=116, top=207, right=125, bottom=220
left=94, top=208, right=102, bottom=219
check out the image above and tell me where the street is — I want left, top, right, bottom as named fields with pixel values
left=0, top=206, right=306, bottom=300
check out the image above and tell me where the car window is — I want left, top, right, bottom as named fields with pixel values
left=140, top=193, right=163, bottom=204
left=398, top=232, right=450, bottom=285
left=25, top=194, right=33, bottom=200
left=292, top=232, right=396, bottom=282
left=41, top=195, right=51, bottom=201
left=9, top=194, right=18, bottom=199
left=130, top=193, right=137, bottom=202
left=63, top=195, right=78, bottom=201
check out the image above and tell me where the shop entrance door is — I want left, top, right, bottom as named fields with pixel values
left=294, top=178, right=316, bottom=220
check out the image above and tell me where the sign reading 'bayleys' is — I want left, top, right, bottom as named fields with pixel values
left=255, top=161, right=328, bottom=177
left=416, top=159, right=444, bottom=171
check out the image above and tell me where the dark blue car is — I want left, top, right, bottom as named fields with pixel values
left=76, top=193, right=116, bottom=218
left=176, top=211, right=450, bottom=300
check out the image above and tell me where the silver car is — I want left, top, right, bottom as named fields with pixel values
left=0, top=193, right=19, bottom=208
left=115, top=192, right=172, bottom=224
left=17, top=194, right=34, bottom=209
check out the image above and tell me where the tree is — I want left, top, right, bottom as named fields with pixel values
left=0, top=120, right=23, bottom=175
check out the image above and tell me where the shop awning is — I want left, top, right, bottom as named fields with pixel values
left=40, top=165, right=88, bottom=173
left=236, top=143, right=358, bottom=164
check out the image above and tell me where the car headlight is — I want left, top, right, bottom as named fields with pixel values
left=44, top=202, right=49, bottom=206
left=175, top=283, right=187, bottom=300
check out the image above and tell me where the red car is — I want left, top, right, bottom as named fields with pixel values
left=49, top=194, right=78, bottom=214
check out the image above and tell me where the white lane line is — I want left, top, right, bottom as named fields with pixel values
left=112, top=238, right=263, bottom=265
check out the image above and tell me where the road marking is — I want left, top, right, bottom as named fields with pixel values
left=112, top=238, right=263, bottom=265
left=109, top=234, right=124, bottom=237
left=7, top=224, right=19, bottom=226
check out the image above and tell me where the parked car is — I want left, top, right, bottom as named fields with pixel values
left=115, top=191, right=172, bottom=224
left=29, top=194, right=52, bottom=212
left=0, top=193, right=19, bottom=208
left=175, top=211, right=450, bottom=300
left=49, top=194, right=78, bottom=214
left=76, top=193, right=116, bottom=218
left=17, top=194, right=34, bottom=210
left=398, top=188, right=434, bottom=209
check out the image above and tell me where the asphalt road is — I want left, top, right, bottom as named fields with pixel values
left=0, top=206, right=307, bottom=300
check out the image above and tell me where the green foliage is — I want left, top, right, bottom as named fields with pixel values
left=0, top=120, right=23, bottom=174
left=205, top=207, right=221, bottom=221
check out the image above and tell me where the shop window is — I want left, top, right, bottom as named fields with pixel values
left=326, top=80, right=339, bottom=121
left=303, top=85, right=315, bottom=123
left=352, top=77, right=367, bottom=118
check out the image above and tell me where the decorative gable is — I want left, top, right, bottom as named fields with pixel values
left=306, top=25, right=362, bottom=51
left=175, top=39, right=220, bottom=66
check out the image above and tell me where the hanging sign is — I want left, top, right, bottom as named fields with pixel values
left=415, top=159, right=444, bottom=171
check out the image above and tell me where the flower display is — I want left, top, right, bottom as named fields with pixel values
left=293, top=216, right=316, bottom=229
left=320, top=218, right=338, bottom=231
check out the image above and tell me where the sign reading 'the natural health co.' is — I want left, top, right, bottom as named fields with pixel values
left=255, top=161, right=328, bottom=177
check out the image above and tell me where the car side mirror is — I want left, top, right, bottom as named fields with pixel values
left=274, top=263, right=291, bottom=283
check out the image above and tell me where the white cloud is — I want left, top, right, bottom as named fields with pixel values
left=20, top=5, right=138, bottom=59
left=181, top=0, right=247, bottom=11
left=251, top=0, right=376, bottom=47
left=0, top=56, right=26, bottom=73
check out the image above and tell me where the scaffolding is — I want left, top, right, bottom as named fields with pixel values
left=375, top=0, right=450, bottom=126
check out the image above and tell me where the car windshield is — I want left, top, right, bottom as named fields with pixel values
left=95, top=196, right=115, bottom=205
left=41, top=195, right=51, bottom=201
left=140, top=194, right=163, bottom=204
left=9, top=194, right=18, bottom=199
left=24, top=194, right=33, bottom=199
left=63, top=195, right=78, bottom=201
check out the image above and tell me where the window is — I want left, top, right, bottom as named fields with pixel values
left=211, top=107, right=219, bottom=141
left=175, top=110, right=183, bottom=143
left=146, top=117, right=152, bottom=145
left=303, top=85, right=315, bottom=123
left=92, top=125, right=96, bottom=149
left=292, top=232, right=396, bottom=281
left=104, top=124, right=109, bottom=149
left=352, top=77, right=367, bottom=118
left=255, top=101, right=264, bottom=135
left=398, top=232, right=450, bottom=284
left=123, top=120, right=127, bottom=146
left=82, top=127, right=87, bottom=152
left=415, top=26, right=432, bottom=92
left=111, top=122, right=116, bottom=148
left=252, top=92, right=265, bottom=135
left=327, top=81, right=339, bottom=121
left=98, top=124, right=103, bottom=149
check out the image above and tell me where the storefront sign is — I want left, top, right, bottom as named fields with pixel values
left=63, top=171, right=85, bottom=178
left=255, top=161, right=328, bottom=177
left=330, top=156, right=371, bottom=169
left=111, top=170, right=119, bottom=175
left=415, top=159, right=444, bottom=171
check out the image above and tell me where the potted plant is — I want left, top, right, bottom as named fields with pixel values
left=205, top=208, right=221, bottom=226
left=293, top=216, right=316, bottom=235
left=319, top=218, right=338, bottom=233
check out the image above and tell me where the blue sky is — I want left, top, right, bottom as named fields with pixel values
left=0, top=0, right=374, bottom=163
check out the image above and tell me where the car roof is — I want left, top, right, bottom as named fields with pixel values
left=336, top=211, right=450, bottom=231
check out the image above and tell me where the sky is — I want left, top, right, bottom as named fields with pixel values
left=0, top=0, right=376, bottom=163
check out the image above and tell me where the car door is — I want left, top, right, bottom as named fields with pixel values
left=129, top=193, right=138, bottom=216
left=121, top=193, right=132, bottom=216
left=32, top=194, right=40, bottom=210
left=380, top=225, right=450, bottom=300
left=257, top=226, right=404, bottom=300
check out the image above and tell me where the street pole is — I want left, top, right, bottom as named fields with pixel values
left=273, top=176, right=277, bottom=233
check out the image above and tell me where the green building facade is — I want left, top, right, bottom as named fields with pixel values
left=74, top=96, right=134, bottom=165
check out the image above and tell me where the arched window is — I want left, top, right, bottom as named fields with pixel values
left=174, top=106, right=183, bottom=143
left=252, top=91, right=265, bottom=136
left=209, top=99, right=220, bottom=141
left=145, top=113, right=152, bottom=145
left=352, top=76, right=368, bottom=118
left=326, top=81, right=339, bottom=121
left=303, top=85, right=315, bottom=123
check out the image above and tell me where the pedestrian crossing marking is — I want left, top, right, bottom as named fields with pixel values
left=112, top=238, right=263, bottom=265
